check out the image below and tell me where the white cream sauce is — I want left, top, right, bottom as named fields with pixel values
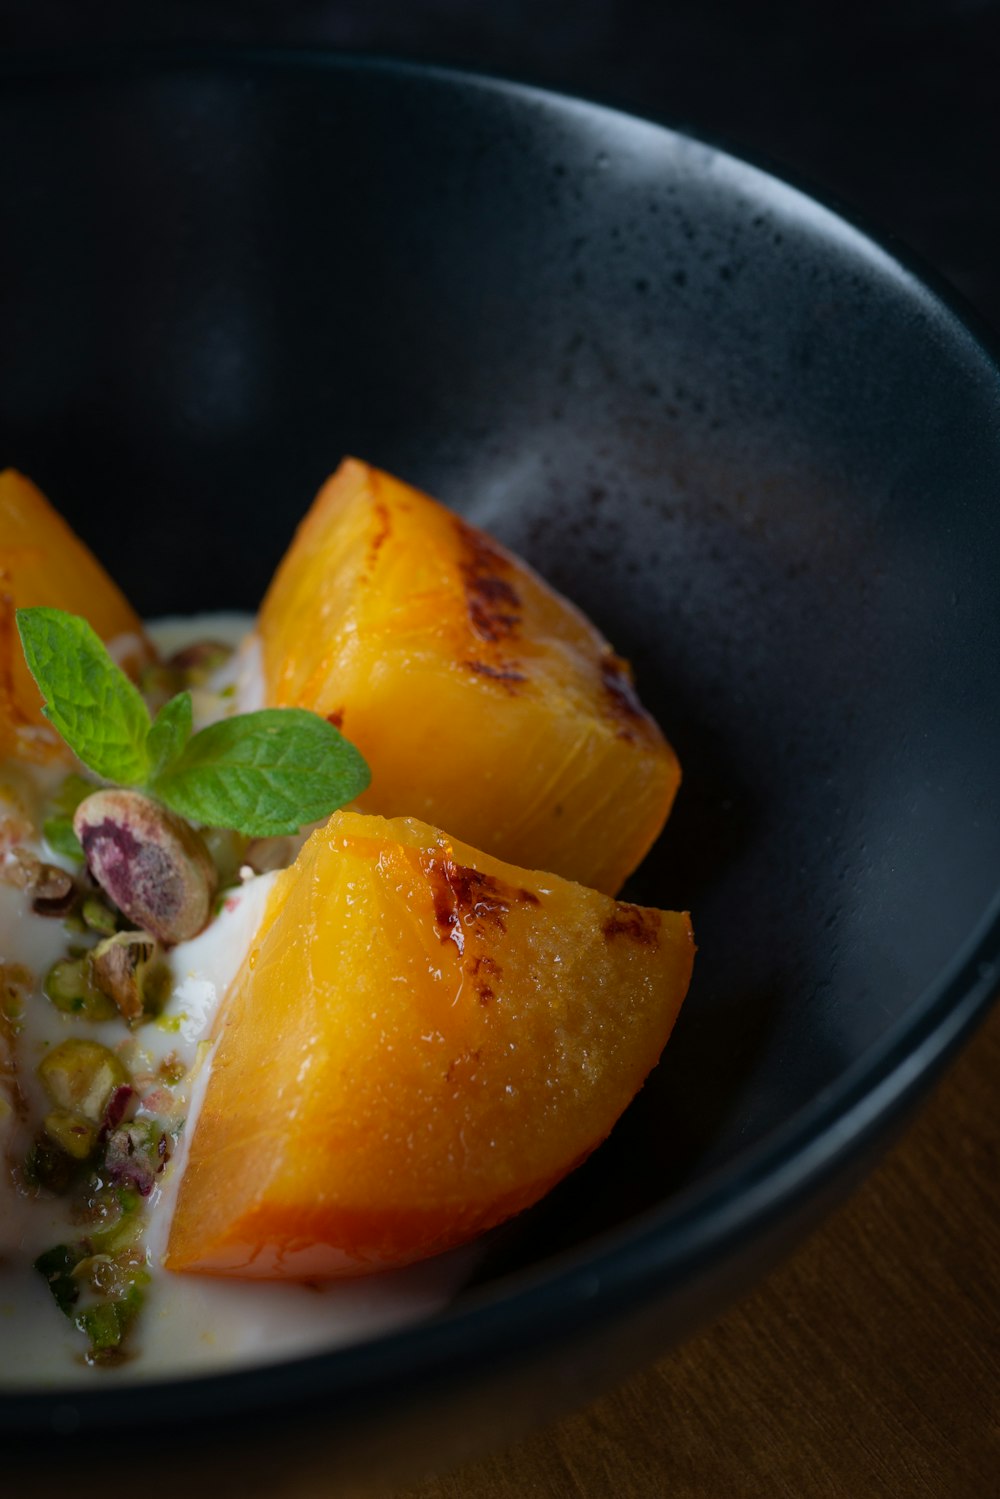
left=0, top=615, right=472, bottom=1388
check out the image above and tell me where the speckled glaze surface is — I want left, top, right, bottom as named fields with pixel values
left=1, top=54, right=998, bottom=1492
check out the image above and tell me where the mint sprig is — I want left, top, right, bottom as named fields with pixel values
left=146, top=691, right=193, bottom=780
left=151, top=709, right=368, bottom=837
left=19, top=609, right=153, bottom=785
left=16, top=608, right=370, bottom=837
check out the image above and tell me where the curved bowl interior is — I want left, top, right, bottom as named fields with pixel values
left=1, top=51, right=998, bottom=1475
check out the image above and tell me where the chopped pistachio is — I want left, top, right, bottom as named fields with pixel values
left=116, top=1186, right=142, bottom=1218
left=89, top=931, right=160, bottom=1023
left=101, top=1082, right=138, bottom=1133
left=74, top=1178, right=138, bottom=1235
left=158, top=1052, right=185, bottom=1085
left=103, top=1117, right=173, bottom=1196
left=76, top=1300, right=123, bottom=1355
left=24, top=1136, right=76, bottom=1195
left=38, top=1039, right=130, bottom=1123
left=76, top=1280, right=147, bottom=1366
left=74, top=1245, right=146, bottom=1299
left=73, top=1253, right=118, bottom=1295
left=1, top=848, right=45, bottom=891
left=3, top=847, right=77, bottom=911
left=81, top=894, right=118, bottom=936
left=44, top=957, right=118, bottom=1022
left=32, top=886, right=78, bottom=920
left=0, top=962, right=32, bottom=1022
left=34, top=1243, right=85, bottom=1314
left=35, top=1229, right=149, bottom=1366
left=43, top=1108, right=98, bottom=1161
left=33, top=864, right=74, bottom=902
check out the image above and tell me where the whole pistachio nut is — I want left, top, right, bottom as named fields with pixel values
left=73, top=789, right=217, bottom=945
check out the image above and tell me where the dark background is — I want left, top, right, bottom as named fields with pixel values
left=1, top=13, right=997, bottom=1496
left=4, top=0, right=999, bottom=333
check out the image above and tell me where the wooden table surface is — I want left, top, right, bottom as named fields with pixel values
left=374, top=1004, right=999, bottom=1499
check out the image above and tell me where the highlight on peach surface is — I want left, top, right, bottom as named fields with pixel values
left=257, top=459, right=680, bottom=896
left=165, top=810, right=695, bottom=1278
left=0, top=469, right=147, bottom=762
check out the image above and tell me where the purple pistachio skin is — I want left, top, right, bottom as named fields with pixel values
left=73, top=789, right=217, bottom=945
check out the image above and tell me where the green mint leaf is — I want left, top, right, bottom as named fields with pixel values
left=151, top=708, right=371, bottom=837
left=16, top=608, right=151, bottom=785
left=146, top=692, right=193, bottom=779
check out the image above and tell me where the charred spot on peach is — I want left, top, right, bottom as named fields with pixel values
left=602, top=903, right=662, bottom=946
left=422, top=852, right=540, bottom=955
left=454, top=517, right=523, bottom=643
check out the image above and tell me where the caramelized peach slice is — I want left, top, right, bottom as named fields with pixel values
left=257, top=459, right=679, bottom=895
left=0, top=470, right=147, bottom=763
left=166, top=811, right=694, bottom=1278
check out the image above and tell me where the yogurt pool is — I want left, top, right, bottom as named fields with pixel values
left=0, top=616, right=472, bottom=1386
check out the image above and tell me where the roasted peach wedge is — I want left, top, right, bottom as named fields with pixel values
left=257, top=459, right=679, bottom=896
left=0, top=469, right=148, bottom=763
left=166, top=811, right=694, bottom=1278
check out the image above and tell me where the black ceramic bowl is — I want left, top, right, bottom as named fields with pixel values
left=2, top=52, right=999, bottom=1495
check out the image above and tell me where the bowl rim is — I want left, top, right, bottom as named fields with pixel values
left=1, top=45, right=998, bottom=1433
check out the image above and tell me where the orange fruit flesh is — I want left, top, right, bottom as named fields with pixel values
left=166, top=811, right=694, bottom=1278
left=0, top=469, right=147, bottom=763
left=257, top=459, right=680, bottom=895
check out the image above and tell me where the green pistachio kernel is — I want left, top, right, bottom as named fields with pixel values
left=34, top=1243, right=85, bottom=1314
left=43, top=957, right=118, bottom=1022
left=75, top=1277, right=147, bottom=1364
left=43, top=1108, right=98, bottom=1161
left=24, top=1136, right=76, bottom=1195
left=90, top=931, right=168, bottom=1022
left=37, top=1039, right=129, bottom=1123
left=81, top=895, right=119, bottom=937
